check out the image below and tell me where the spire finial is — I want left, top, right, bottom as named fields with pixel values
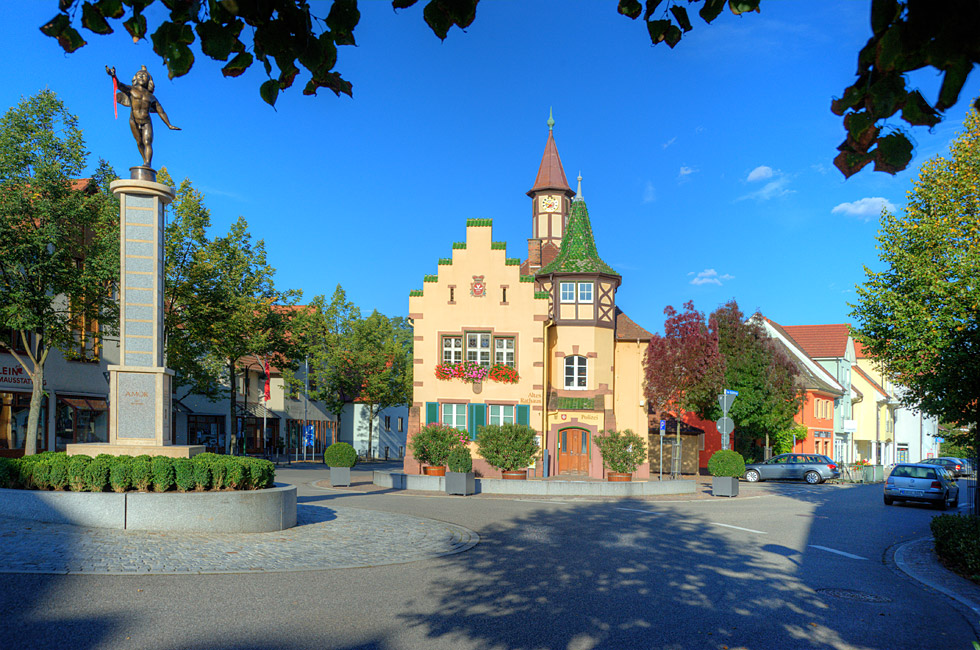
left=575, top=172, right=583, bottom=201
left=547, top=107, right=555, bottom=131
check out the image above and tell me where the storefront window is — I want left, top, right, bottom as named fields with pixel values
left=187, top=414, right=225, bottom=453
left=0, top=391, right=47, bottom=456
left=55, top=395, right=108, bottom=451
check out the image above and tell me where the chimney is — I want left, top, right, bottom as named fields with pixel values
left=527, top=238, right=541, bottom=271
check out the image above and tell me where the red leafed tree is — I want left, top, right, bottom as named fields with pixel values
left=645, top=301, right=726, bottom=427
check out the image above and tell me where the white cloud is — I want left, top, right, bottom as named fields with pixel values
left=737, top=176, right=793, bottom=202
left=746, top=165, right=773, bottom=182
left=831, top=197, right=896, bottom=221
left=689, top=269, right=734, bottom=286
left=662, top=136, right=677, bottom=150
left=642, top=181, right=656, bottom=203
left=678, top=166, right=696, bottom=178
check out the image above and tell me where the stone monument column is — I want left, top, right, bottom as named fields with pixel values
left=68, top=175, right=202, bottom=458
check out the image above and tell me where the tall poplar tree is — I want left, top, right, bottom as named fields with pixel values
left=0, top=90, right=118, bottom=455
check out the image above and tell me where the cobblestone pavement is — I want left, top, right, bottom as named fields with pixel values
left=0, top=504, right=478, bottom=575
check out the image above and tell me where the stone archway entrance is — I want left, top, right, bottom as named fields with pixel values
left=558, top=427, right=589, bottom=475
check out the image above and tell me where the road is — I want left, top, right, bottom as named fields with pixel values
left=2, top=464, right=977, bottom=650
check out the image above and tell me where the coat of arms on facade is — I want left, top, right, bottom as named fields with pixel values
left=471, top=275, right=486, bottom=297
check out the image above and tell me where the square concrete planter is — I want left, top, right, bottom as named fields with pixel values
left=446, top=471, right=476, bottom=496
left=712, top=476, right=739, bottom=497
left=330, top=466, right=351, bottom=487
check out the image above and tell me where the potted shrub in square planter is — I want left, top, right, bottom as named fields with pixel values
left=708, top=449, right=745, bottom=497
left=593, top=429, right=647, bottom=481
left=323, top=442, right=357, bottom=487
left=409, top=424, right=466, bottom=476
left=477, top=423, right=539, bottom=479
left=445, top=446, right=475, bottom=496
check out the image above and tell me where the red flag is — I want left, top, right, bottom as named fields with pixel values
left=112, top=75, right=118, bottom=119
left=263, top=360, right=271, bottom=402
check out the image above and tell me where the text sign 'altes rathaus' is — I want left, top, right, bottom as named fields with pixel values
left=403, top=116, right=654, bottom=480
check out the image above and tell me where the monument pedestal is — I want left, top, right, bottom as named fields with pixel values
left=66, top=174, right=202, bottom=459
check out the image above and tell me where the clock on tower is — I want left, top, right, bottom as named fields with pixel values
left=539, top=195, right=560, bottom=212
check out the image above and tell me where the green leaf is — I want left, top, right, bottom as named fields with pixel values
left=326, top=0, right=360, bottom=46
left=728, top=0, right=760, bottom=15
left=831, top=82, right=867, bottom=116
left=40, top=14, right=88, bottom=52
left=664, top=24, right=682, bottom=48
left=259, top=79, right=279, bottom=107
left=423, top=0, right=452, bottom=39
left=95, top=0, right=124, bottom=19
left=833, top=149, right=873, bottom=178
left=874, top=25, right=904, bottom=71
left=643, top=0, right=664, bottom=21
left=844, top=110, right=879, bottom=149
left=871, top=0, right=898, bottom=35
left=868, top=73, right=906, bottom=119
left=276, top=57, right=300, bottom=89
left=196, top=19, right=243, bottom=61
left=123, top=13, right=147, bottom=40
left=221, top=51, right=253, bottom=77
left=392, top=0, right=418, bottom=9
left=873, top=132, right=913, bottom=174
left=151, top=21, right=196, bottom=78
left=699, top=0, right=726, bottom=23
left=937, top=58, right=970, bottom=111
left=82, top=1, right=113, bottom=34
left=618, top=0, right=642, bottom=19
left=646, top=18, right=670, bottom=44
left=669, top=6, right=692, bottom=32
left=900, top=90, right=941, bottom=128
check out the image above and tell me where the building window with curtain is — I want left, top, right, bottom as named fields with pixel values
left=442, top=403, right=466, bottom=430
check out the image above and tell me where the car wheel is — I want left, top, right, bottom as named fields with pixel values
left=745, top=469, right=761, bottom=482
left=938, top=493, right=949, bottom=511
left=804, top=471, right=821, bottom=485
left=951, top=493, right=959, bottom=508
left=884, top=495, right=893, bottom=505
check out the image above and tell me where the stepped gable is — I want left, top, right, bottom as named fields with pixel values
left=537, top=199, right=619, bottom=276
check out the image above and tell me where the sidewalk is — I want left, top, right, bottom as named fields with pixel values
left=892, top=537, right=980, bottom=632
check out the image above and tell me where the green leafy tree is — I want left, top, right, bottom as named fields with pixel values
left=0, top=90, right=119, bottom=455
left=851, top=104, right=980, bottom=513
left=710, top=301, right=804, bottom=460
left=42, top=0, right=980, bottom=176
left=192, top=217, right=301, bottom=454
left=158, top=168, right=225, bottom=401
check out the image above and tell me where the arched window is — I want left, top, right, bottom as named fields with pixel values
left=564, top=355, right=588, bottom=390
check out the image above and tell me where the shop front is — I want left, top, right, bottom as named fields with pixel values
left=0, top=391, right=47, bottom=457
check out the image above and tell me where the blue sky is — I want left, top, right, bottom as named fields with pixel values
left=3, top=2, right=978, bottom=334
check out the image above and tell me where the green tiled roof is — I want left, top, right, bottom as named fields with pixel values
left=409, top=289, right=423, bottom=297
left=423, top=275, right=439, bottom=283
left=467, top=218, right=492, bottom=227
left=537, top=199, right=619, bottom=277
left=556, top=396, right=595, bottom=410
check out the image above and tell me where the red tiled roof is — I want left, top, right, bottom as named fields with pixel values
left=779, top=323, right=850, bottom=358
left=853, top=339, right=868, bottom=358
left=615, top=308, right=653, bottom=341
left=527, top=130, right=572, bottom=196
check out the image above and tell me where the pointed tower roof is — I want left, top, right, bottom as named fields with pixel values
left=527, top=110, right=573, bottom=197
left=537, top=197, right=619, bottom=276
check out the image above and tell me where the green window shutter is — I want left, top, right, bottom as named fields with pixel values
left=426, top=402, right=438, bottom=425
left=473, top=404, right=486, bottom=441
left=516, top=404, right=530, bottom=426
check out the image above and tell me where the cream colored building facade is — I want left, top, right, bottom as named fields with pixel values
left=404, top=122, right=652, bottom=479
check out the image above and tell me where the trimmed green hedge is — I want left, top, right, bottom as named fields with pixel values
left=0, top=452, right=275, bottom=493
left=708, top=450, right=746, bottom=478
left=931, top=514, right=980, bottom=583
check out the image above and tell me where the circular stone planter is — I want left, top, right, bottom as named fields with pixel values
left=0, top=484, right=297, bottom=533
left=606, top=472, right=632, bottom=482
left=501, top=470, right=528, bottom=480
left=423, top=465, right=447, bottom=476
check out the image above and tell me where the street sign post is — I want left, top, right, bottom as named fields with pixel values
left=659, top=420, right=666, bottom=481
left=717, top=390, right=738, bottom=450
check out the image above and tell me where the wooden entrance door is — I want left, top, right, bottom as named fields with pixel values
left=559, top=428, right=589, bottom=474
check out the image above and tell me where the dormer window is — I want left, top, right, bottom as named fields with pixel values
left=560, top=281, right=593, bottom=304
left=560, top=282, right=576, bottom=303
left=577, top=282, right=593, bottom=303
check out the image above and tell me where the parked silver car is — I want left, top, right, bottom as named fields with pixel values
left=743, top=453, right=840, bottom=484
left=884, top=463, right=959, bottom=509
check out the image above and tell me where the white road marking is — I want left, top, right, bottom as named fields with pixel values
left=809, top=545, right=867, bottom=560
left=616, top=507, right=660, bottom=514
left=710, top=522, right=767, bottom=534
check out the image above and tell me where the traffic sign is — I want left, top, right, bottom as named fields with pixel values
left=716, top=416, right=734, bottom=435
left=724, top=389, right=739, bottom=395
left=303, top=425, right=315, bottom=447
left=659, top=419, right=666, bottom=436
left=718, top=392, right=737, bottom=413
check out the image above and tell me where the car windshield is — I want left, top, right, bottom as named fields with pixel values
left=891, top=465, right=937, bottom=479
